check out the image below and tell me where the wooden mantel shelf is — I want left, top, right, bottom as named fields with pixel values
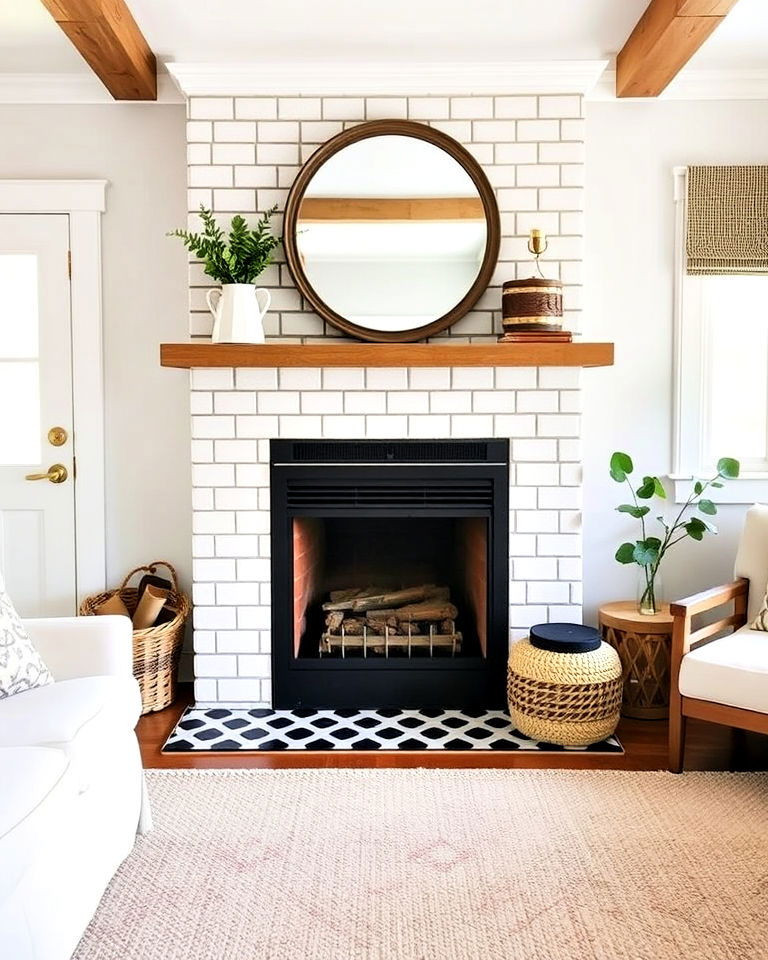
left=160, top=342, right=614, bottom=369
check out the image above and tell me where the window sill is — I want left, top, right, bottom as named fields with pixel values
left=670, top=475, right=768, bottom=505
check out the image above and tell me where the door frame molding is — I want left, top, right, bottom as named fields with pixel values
left=0, top=180, right=108, bottom=603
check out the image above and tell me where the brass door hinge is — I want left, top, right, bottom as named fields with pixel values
left=67, top=250, right=72, bottom=278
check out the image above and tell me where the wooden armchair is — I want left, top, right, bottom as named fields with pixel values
left=669, top=504, right=768, bottom=772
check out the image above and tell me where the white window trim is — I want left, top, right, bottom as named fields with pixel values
left=0, top=180, right=108, bottom=601
left=671, top=166, right=768, bottom=504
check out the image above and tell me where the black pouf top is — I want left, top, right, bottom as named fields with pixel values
left=530, top=623, right=601, bottom=654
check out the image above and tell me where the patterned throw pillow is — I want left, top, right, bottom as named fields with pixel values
left=0, top=587, right=53, bottom=699
left=752, top=590, right=768, bottom=631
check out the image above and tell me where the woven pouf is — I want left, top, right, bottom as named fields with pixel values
left=507, top=623, right=623, bottom=747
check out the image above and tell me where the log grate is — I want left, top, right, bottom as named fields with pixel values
left=321, top=622, right=462, bottom=658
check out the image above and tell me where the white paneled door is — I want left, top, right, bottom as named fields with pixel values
left=0, top=215, right=75, bottom=616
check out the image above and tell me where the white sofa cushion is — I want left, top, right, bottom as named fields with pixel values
left=23, top=615, right=133, bottom=682
left=0, top=747, right=75, bottom=903
left=0, top=675, right=141, bottom=752
left=0, top=588, right=52, bottom=700
left=734, top=503, right=768, bottom=625
left=679, top=625, right=768, bottom=713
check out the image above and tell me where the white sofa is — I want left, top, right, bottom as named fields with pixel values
left=0, top=614, right=151, bottom=960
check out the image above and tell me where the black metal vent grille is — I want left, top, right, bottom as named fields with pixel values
left=286, top=480, right=494, bottom=510
left=289, top=441, right=491, bottom=463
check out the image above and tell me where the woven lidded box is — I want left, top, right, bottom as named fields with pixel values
left=501, top=276, right=563, bottom=333
left=507, top=624, right=622, bottom=747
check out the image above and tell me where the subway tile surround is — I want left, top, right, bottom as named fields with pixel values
left=184, top=92, right=586, bottom=706
left=190, top=365, right=583, bottom=706
left=186, top=94, right=584, bottom=341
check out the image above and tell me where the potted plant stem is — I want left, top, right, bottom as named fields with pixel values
left=169, top=205, right=280, bottom=344
left=609, top=452, right=740, bottom=615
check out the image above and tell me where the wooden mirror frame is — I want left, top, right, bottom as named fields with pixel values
left=283, top=119, right=501, bottom=343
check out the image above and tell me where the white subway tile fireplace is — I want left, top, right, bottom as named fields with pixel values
left=190, top=364, right=583, bottom=706
left=182, top=89, right=587, bottom=707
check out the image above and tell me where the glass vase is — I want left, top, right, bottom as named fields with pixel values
left=637, top=568, right=663, bottom=616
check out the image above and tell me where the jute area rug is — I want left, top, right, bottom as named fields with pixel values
left=74, top=769, right=768, bottom=960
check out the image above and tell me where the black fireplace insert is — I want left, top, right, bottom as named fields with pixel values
left=270, top=439, right=509, bottom=709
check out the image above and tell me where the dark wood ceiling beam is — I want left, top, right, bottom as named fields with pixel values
left=616, top=0, right=741, bottom=98
left=39, top=0, right=156, bottom=100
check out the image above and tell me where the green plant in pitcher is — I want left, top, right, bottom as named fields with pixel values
left=169, top=205, right=280, bottom=284
left=609, top=452, right=740, bottom=615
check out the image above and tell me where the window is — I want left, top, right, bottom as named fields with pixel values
left=673, top=166, right=768, bottom=502
left=0, top=252, right=41, bottom=465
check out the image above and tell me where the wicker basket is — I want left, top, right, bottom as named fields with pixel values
left=80, top=562, right=190, bottom=715
left=507, top=636, right=622, bottom=747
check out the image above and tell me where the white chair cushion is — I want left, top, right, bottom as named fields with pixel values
left=679, top=624, right=768, bottom=714
left=734, top=503, right=768, bottom=625
left=0, top=746, right=75, bottom=902
left=0, top=586, right=52, bottom=700
left=0, top=675, right=141, bottom=752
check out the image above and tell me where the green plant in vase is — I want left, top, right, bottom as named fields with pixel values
left=609, top=452, right=740, bottom=615
left=168, top=205, right=280, bottom=344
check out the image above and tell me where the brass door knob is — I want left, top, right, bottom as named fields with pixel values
left=48, top=426, right=68, bottom=447
left=25, top=463, right=68, bottom=484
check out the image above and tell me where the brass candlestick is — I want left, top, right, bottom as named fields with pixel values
left=527, top=228, right=548, bottom=277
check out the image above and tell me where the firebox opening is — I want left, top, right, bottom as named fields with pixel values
left=272, top=438, right=509, bottom=709
left=292, top=515, right=488, bottom=661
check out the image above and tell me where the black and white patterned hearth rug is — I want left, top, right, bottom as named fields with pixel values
left=163, top=707, right=624, bottom=753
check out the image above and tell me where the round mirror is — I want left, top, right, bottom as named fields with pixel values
left=283, top=120, right=500, bottom=343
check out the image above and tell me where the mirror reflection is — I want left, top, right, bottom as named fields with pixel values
left=296, top=135, right=488, bottom=333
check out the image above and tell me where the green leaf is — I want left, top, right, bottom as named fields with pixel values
left=617, top=504, right=650, bottom=518
left=701, top=519, right=718, bottom=534
left=698, top=499, right=717, bottom=515
left=633, top=538, right=660, bottom=567
left=694, top=480, right=703, bottom=495
left=711, top=481, right=724, bottom=488
left=610, top=452, right=633, bottom=483
left=685, top=517, right=707, bottom=541
left=717, top=457, right=740, bottom=479
left=637, top=477, right=656, bottom=499
left=653, top=476, right=667, bottom=499
left=615, top=542, right=636, bottom=564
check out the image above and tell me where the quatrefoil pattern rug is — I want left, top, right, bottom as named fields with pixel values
left=163, top=707, right=623, bottom=753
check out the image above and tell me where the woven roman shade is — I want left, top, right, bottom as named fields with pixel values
left=686, top=165, right=768, bottom=275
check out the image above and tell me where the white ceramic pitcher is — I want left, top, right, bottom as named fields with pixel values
left=206, top=284, right=271, bottom=344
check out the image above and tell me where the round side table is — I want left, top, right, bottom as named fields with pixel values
left=598, top=601, right=674, bottom=720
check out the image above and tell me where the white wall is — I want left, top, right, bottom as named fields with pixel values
left=583, top=99, right=768, bottom=625
left=0, top=104, right=191, bottom=603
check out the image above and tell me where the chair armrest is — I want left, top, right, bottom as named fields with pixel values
left=670, top=579, right=749, bottom=619
left=22, top=615, right=133, bottom=681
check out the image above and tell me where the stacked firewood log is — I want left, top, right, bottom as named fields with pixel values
left=320, top=585, right=461, bottom=656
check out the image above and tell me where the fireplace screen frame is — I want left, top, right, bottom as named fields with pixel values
left=270, top=439, right=509, bottom=709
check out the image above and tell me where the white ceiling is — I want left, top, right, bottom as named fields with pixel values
left=1, top=0, right=767, bottom=89
left=686, top=0, right=768, bottom=69
left=0, top=0, right=85, bottom=72
left=127, top=0, right=646, bottom=65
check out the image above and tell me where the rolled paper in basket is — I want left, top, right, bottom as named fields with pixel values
left=95, top=593, right=130, bottom=618
left=132, top=584, right=168, bottom=629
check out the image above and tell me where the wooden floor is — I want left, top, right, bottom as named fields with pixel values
left=137, top=685, right=768, bottom=771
